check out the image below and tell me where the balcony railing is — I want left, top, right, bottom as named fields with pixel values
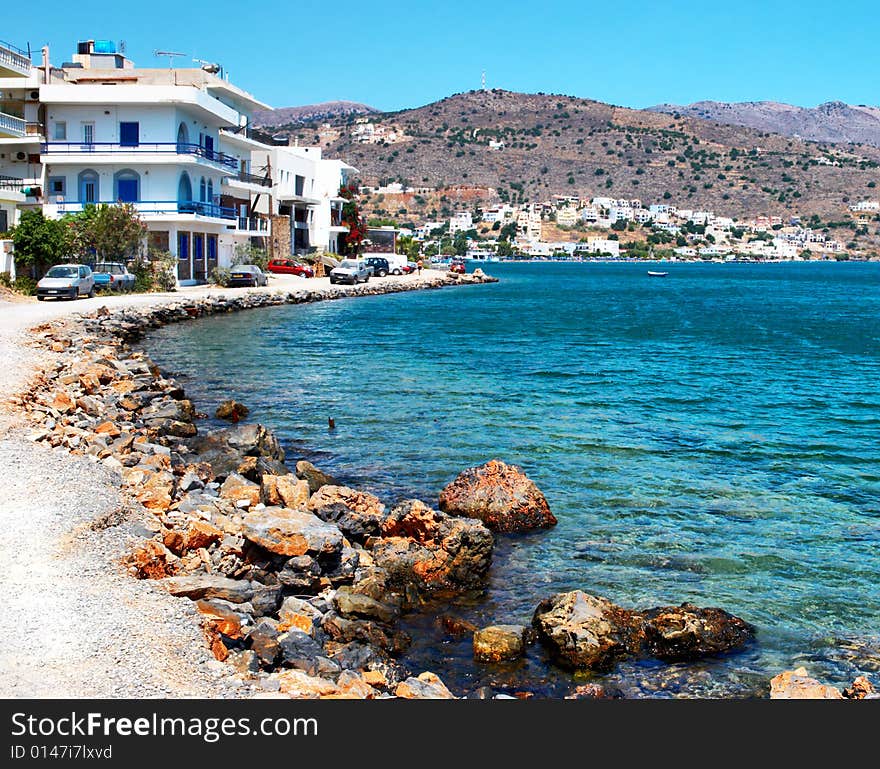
left=41, top=141, right=239, bottom=170
left=237, top=216, right=270, bottom=232
left=233, top=170, right=272, bottom=187
left=0, top=111, right=26, bottom=137
left=56, top=199, right=236, bottom=220
left=0, top=40, right=32, bottom=75
left=331, top=210, right=344, bottom=227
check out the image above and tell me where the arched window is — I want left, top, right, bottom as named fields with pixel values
left=176, top=122, right=189, bottom=151
left=78, top=169, right=100, bottom=205
left=177, top=171, right=193, bottom=213
left=206, top=178, right=214, bottom=202
left=199, top=176, right=207, bottom=203
left=113, top=169, right=140, bottom=203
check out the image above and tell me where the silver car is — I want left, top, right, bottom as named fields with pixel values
left=329, top=260, right=370, bottom=285
left=36, top=264, right=95, bottom=301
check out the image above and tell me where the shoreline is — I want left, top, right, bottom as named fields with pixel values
left=0, top=269, right=497, bottom=699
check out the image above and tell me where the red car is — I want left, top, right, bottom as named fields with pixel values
left=449, top=260, right=466, bottom=274
left=267, top=259, right=314, bottom=278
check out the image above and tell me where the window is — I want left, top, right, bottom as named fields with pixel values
left=119, top=121, right=139, bottom=147
left=193, top=233, right=204, bottom=261
left=49, top=176, right=66, bottom=197
left=295, top=175, right=305, bottom=196
left=207, top=234, right=218, bottom=263
left=178, top=232, right=190, bottom=260
left=206, top=179, right=213, bottom=202
left=199, top=176, right=206, bottom=203
left=81, top=122, right=95, bottom=146
left=54, top=121, right=67, bottom=141
left=0, top=210, right=7, bottom=233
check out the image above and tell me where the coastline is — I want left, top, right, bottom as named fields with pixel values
left=0, top=269, right=496, bottom=698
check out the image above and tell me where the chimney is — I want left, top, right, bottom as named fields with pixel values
left=41, top=45, right=50, bottom=83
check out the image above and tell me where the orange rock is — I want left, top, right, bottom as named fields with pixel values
left=769, top=668, right=844, bottom=699
left=51, top=391, right=74, bottom=413
left=79, top=374, right=101, bottom=394
left=50, top=341, right=68, bottom=352
left=196, top=600, right=243, bottom=640
left=127, top=540, right=178, bottom=579
left=277, top=670, right=340, bottom=698
left=395, top=671, right=455, bottom=699
left=277, top=613, right=315, bottom=635
left=136, top=471, right=174, bottom=511
left=185, top=520, right=223, bottom=551
left=94, top=421, right=120, bottom=437
left=361, top=669, right=389, bottom=687
left=202, top=623, right=229, bottom=661
left=220, top=473, right=261, bottom=507
left=110, top=380, right=137, bottom=395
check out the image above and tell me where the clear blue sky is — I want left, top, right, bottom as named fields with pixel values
left=6, top=1, right=879, bottom=112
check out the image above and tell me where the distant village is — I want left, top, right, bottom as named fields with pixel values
left=363, top=180, right=880, bottom=262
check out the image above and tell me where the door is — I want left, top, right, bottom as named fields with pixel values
left=81, top=122, right=94, bottom=148
left=119, top=121, right=139, bottom=147
left=177, top=232, right=191, bottom=281
left=207, top=235, right=218, bottom=276
left=203, top=135, right=214, bottom=160
left=117, top=178, right=138, bottom=203
left=193, top=233, right=205, bottom=283
left=80, top=174, right=98, bottom=204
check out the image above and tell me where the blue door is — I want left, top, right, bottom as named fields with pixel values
left=203, top=135, right=214, bottom=160
left=117, top=178, right=138, bottom=203
left=119, top=122, right=139, bottom=147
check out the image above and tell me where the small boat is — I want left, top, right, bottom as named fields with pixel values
left=647, top=271, right=668, bottom=277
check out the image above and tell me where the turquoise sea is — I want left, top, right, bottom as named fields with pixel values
left=149, top=262, right=880, bottom=697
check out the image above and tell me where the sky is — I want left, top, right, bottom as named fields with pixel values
left=7, top=1, right=880, bottom=112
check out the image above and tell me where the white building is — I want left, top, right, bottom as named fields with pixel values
left=574, top=237, right=620, bottom=258
left=0, top=39, right=44, bottom=235
left=38, top=40, right=273, bottom=284
left=555, top=206, right=578, bottom=226
left=252, top=144, right=356, bottom=256
left=516, top=205, right=542, bottom=241
left=449, top=210, right=473, bottom=235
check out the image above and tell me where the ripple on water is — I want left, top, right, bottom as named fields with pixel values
left=147, top=262, right=880, bottom=697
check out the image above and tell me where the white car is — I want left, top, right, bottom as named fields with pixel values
left=36, top=264, right=95, bottom=301
left=329, top=260, right=370, bottom=285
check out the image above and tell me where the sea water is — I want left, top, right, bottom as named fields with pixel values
left=149, top=262, right=880, bottom=697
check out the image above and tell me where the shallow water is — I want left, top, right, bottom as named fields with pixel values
left=148, top=262, right=880, bottom=697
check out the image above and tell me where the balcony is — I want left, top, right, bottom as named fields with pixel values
left=235, top=170, right=271, bottom=187
left=41, top=141, right=239, bottom=170
left=0, top=40, right=32, bottom=78
left=234, top=216, right=270, bottom=233
left=0, top=111, right=26, bottom=138
left=55, top=199, right=236, bottom=221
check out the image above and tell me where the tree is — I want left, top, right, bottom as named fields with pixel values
left=338, top=182, right=367, bottom=256
left=496, top=240, right=514, bottom=257
left=453, top=231, right=468, bottom=256
left=10, top=209, right=71, bottom=276
left=396, top=234, right=420, bottom=260
left=498, top=222, right=517, bottom=241
left=611, top=219, right=627, bottom=231
left=68, top=203, right=146, bottom=261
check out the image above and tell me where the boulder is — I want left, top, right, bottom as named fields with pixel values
left=473, top=625, right=526, bottom=663
left=278, top=629, right=324, bottom=670
left=295, top=460, right=337, bottom=494
left=321, top=612, right=411, bottom=655
left=278, top=596, right=323, bottom=635
left=223, top=423, right=284, bottom=461
left=262, top=474, right=310, bottom=509
left=219, top=472, right=261, bottom=508
left=439, top=615, right=479, bottom=638
left=532, top=591, right=644, bottom=671
left=395, top=672, right=455, bottom=699
left=276, top=670, right=341, bottom=699
left=438, top=459, right=556, bottom=533
left=333, top=585, right=401, bottom=624
left=641, top=603, right=755, bottom=661
left=236, top=455, right=289, bottom=483
left=249, top=619, right=281, bottom=667
left=216, top=399, right=250, bottom=422
left=307, top=485, right=386, bottom=542
left=242, top=507, right=343, bottom=557
left=195, top=599, right=245, bottom=641
left=162, top=574, right=254, bottom=603
left=370, top=500, right=493, bottom=591
left=277, top=555, right=323, bottom=592
left=770, top=668, right=844, bottom=699
left=843, top=676, right=876, bottom=700
left=127, top=539, right=178, bottom=579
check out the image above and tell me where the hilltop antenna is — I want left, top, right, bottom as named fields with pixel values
left=153, top=50, right=186, bottom=68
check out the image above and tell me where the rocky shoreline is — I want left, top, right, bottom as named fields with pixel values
left=13, top=272, right=877, bottom=699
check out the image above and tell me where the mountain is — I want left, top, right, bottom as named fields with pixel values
left=252, top=101, right=378, bottom=129
left=268, top=90, right=880, bottom=223
left=647, top=101, right=880, bottom=148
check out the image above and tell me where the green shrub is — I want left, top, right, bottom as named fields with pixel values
left=232, top=243, right=269, bottom=271
left=129, top=248, right=177, bottom=293
left=0, top=271, right=11, bottom=288
left=14, top=275, right=37, bottom=295
left=210, top=266, right=230, bottom=287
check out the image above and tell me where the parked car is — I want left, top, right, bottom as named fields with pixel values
left=403, top=261, right=418, bottom=274
left=92, top=262, right=135, bottom=292
left=228, top=264, right=269, bottom=287
left=266, top=258, right=314, bottom=278
left=36, top=264, right=95, bottom=301
left=362, top=257, right=390, bottom=277
left=329, top=260, right=370, bottom=285
left=449, top=260, right=466, bottom=274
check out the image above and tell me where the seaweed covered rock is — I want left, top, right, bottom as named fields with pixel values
left=438, top=459, right=556, bottom=533
left=307, top=485, right=386, bottom=542
left=641, top=603, right=755, bottom=661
